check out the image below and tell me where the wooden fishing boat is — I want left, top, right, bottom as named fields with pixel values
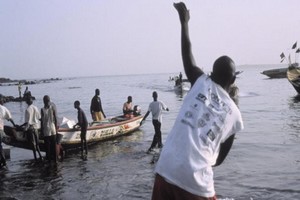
left=3, top=115, right=143, bottom=152
left=261, top=67, right=287, bottom=78
left=287, top=63, right=300, bottom=93
left=174, top=79, right=190, bottom=94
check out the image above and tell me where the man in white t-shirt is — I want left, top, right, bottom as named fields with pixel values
left=141, top=91, right=169, bottom=153
left=0, top=95, right=15, bottom=168
left=21, top=98, right=43, bottom=161
left=151, top=3, right=244, bottom=200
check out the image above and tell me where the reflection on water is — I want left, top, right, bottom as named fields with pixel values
left=290, top=94, right=300, bottom=104
left=1, top=72, right=300, bottom=199
left=0, top=130, right=155, bottom=200
left=286, top=95, right=300, bottom=143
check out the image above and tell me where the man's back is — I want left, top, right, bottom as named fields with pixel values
left=155, top=74, right=243, bottom=197
left=26, top=104, right=40, bottom=128
left=78, top=108, right=88, bottom=128
left=91, top=95, right=100, bottom=111
left=149, top=101, right=167, bottom=122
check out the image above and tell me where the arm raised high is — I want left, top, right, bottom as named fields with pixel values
left=174, top=2, right=204, bottom=86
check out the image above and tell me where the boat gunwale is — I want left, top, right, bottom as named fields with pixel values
left=58, top=115, right=143, bottom=132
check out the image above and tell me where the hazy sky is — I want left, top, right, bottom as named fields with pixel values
left=1, top=0, right=300, bottom=79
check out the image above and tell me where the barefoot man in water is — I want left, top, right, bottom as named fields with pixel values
left=151, top=2, right=244, bottom=199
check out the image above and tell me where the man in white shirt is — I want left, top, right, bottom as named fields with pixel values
left=141, top=91, right=169, bottom=153
left=21, top=97, right=43, bottom=161
left=151, top=3, right=244, bottom=200
left=0, top=95, right=15, bottom=168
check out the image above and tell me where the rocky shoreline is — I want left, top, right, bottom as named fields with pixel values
left=0, top=95, right=36, bottom=103
left=0, top=77, right=61, bottom=103
left=0, top=77, right=62, bottom=86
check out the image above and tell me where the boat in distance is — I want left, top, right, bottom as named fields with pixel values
left=287, top=63, right=300, bottom=94
left=170, top=70, right=243, bottom=94
left=174, top=79, right=190, bottom=94
left=3, top=115, right=143, bottom=152
left=261, top=67, right=287, bottom=78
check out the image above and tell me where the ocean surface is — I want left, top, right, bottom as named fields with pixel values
left=1, top=65, right=300, bottom=200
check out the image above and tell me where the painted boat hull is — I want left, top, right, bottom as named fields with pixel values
left=3, top=115, right=143, bottom=152
left=287, top=64, right=300, bottom=94
left=261, top=67, right=287, bottom=79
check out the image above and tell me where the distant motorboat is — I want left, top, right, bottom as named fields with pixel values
left=171, top=76, right=190, bottom=93
left=287, top=63, right=300, bottom=93
left=261, top=68, right=287, bottom=79
left=170, top=70, right=243, bottom=94
left=174, top=80, right=190, bottom=94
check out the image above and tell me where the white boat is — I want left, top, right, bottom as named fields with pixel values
left=3, top=115, right=143, bottom=152
left=169, top=75, right=190, bottom=94
left=261, top=67, right=287, bottom=78
left=174, top=79, right=190, bottom=93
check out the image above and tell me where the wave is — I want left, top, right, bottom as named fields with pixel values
left=239, top=92, right=259, bottom=97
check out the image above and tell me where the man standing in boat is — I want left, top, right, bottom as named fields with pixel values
left=151, top=2, right=244, bottom=199
left=0, top=95, right=15, bottom=168
left=140, top=91, right=169, bottom=153
left=90, top=89, right=106, bottom=121
left=74, top=100, right=88, bottom=158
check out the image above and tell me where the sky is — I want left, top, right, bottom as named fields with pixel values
left=1, top=0, right=300, bottom=79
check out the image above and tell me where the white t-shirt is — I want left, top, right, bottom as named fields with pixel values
left=25, top=104, right=41, bottom=129
left=41, top=105, right=56, bottom=136
left=148, top=100, right=168, bottom=122
left=155, top=74, right=244, bottom=197
left=0, top=104, right=12, bottom=130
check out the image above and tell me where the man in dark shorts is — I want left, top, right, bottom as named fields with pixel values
left=140, top=91, right=169, bottom=153
left=74, top=100, right=88, bottom=158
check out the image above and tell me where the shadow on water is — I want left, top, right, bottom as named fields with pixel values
left=286, top=95, right=300, bottom=140
left=291, top=94, right=300, bottom=104
left=1, top=159, right=63, bottom=199
left=287, top=94, right=300, bottom=114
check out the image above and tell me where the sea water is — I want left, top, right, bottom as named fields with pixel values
left=0, top=65, right=300, bottom=199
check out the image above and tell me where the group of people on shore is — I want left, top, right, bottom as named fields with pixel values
left=0, top=87, right=142, bottom=166
left=0, top=88, right=107, bottom=165
left=1, top=95, right=61, bottom=165
left=1, top=85, right=171, bottom=167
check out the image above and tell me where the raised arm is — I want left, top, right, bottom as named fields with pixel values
left=174, top=2, right=203, bottom=86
